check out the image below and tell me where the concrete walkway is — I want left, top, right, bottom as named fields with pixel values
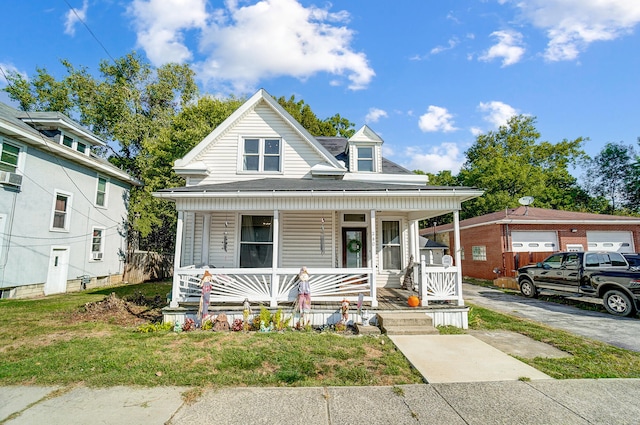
left=3, top=380, right=640, bottom=424
left=463, top=283, right=640, bottom=352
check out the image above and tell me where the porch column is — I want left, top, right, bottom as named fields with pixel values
left=202, top=214, right=210, bottom=267
left=408, top=219, right=419, bottom=266
left=453, top=209, right=464, bottom=305
left=170, top=211, right=184, bottom=308
left=270, top=210, right=280, bottom=307
left=370, top=209, right=378, bottom=307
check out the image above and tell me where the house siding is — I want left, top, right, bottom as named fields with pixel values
left=0, top=135, right=131, bottom=295
left=195, top=103, right=328, bottom=184
left=280, top=212, right=334, bottom=268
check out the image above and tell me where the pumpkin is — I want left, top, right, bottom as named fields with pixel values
left=407, top=295, right=420, bottom=307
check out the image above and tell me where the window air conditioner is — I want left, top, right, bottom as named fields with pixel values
left=92, top=252, right=103, bottom=261
left=0, top=171, right=22, bottom=188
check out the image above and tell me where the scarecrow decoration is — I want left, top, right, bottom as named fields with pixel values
left=297, top=266, right=311, bottom=320
left=341, top=298, right=350, bottom=324
left=197, top=270, right=213, bottom=324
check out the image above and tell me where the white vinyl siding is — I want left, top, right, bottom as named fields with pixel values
left=209, top=213, right=236, bottom=268
left=193, top=213, right=204, bottom=267
left=280, top=212, right=333, bottom=268
left=587, top=231, right=634, bottom=253
left=196, top=104, right=328, bottom=184
left=181, top=212, right=195, bottom=266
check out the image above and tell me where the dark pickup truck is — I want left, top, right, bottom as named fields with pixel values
left=517, top=251, right=640, bottom=317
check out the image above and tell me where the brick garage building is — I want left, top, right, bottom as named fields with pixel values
left=421, top=207, right=640, bottom=280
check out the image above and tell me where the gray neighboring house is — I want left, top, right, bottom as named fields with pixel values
left=0, top=102, right=139, bottom=298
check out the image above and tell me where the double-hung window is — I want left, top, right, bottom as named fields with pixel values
left=51, top=191, right=72, bottom=231
left=239, top=215, right=273, bottom=268
left=96, top=176, right=107, bottom=207
left=91, top=227, right=104, bottom=261
left=381, top=221, right=401, bottom=270
left=0, top=140, right=20, bottom=172
left=242, top=138, right=281, bottom=172
left=357, top=146, right=374, bottom=172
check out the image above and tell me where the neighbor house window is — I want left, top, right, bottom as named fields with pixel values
left=96, top=176, right=107, bottom=207
left=91, top=227, right=104, bottom=261
left=242, top=138, right=281, bottom=172
left=51, top=191, right=72, bottom=231
left=472, top=246, right=486, bottom=261
left=76, top=142, right=87, bottom=154
left=239, top=215, right=273, bottom=267
left=381, top=221, right=401, bottom=270
left=62, top=135, right=74, bottom=148
left=0, top=140, right=19, bottom=172
left=357, top=146, right=374, bottom=172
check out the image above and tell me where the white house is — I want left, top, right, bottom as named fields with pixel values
left=154, top=89, right=483, bottom=327
left=0, top=102, right=138, bottom=298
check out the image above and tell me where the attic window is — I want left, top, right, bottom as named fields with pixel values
left=357, top=146, right=374, bottom=172
left=242, top=138, right=281, bottom=172
left=63, top=135, right=74, bottom=148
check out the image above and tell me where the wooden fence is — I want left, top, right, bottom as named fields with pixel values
left=123, top=251, right=174, bottom=284
left=502, top=251, right=554, bottom=277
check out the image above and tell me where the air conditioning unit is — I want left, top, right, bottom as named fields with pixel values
left=92, top=252, right=103, bottom=261
left=0, top=171, right=22, bottom=188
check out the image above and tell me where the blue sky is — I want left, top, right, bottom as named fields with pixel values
left=1, top=0, right=639, bottom=176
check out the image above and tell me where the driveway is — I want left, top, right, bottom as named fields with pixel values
left=463, top=283, right=640, bottom=352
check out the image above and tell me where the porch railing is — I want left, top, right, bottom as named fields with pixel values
left=418, top=255, right=463, bottom=306
left=171, top=267, right=376, bottom=308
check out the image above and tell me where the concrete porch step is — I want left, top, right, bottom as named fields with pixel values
left=376, top=312, right=438, bottom=335
left=381, top=325, right=439, bottom=335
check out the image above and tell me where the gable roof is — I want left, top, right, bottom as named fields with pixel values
left=426, top=206, right=640, bottom=234
left=174, top=88, right=345, bottom=172
left=0, top=102, right=139, bottom=185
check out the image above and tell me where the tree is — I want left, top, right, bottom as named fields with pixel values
left=458, top=115, right=588, bottom=219
left=584, top=142, right=635, bottom=214
left=277, top=95, right=355, bottom=138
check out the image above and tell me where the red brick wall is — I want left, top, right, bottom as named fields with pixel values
left=444, top=223, right=640, bottom=280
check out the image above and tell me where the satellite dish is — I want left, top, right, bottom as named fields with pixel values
left=518, top=196, right=534, bottom=206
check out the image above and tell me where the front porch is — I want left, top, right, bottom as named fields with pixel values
left=163, top=257, right=469, bottom=328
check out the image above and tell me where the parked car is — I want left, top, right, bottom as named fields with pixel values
left=517, top=251, right=640, bottom=317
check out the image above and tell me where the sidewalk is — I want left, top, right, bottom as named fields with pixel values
left=3, top=380, right=640, bottom=424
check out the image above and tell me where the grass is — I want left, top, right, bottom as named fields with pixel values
left=0, top=282, right=422, bottom=387
left=467, top=304, right=640, bottom=379
left=3, top=280, right=640, bottom=387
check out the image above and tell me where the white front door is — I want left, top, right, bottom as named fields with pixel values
left=45, top=247, right=69, bottom=295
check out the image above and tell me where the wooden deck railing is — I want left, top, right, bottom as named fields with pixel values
left=418, top=256, right=463, bottom=306
left=170, top=267, right=377, bottom=308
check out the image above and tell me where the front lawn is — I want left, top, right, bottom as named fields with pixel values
left=0, top=282, right=421, bottom=387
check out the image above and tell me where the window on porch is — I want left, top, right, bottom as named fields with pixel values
left=240, top=215, right=273, bottom=267
left=382, top=220, right=401, bottom=270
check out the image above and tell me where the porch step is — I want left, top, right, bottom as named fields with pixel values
left=376, top=312, right=439, bottom=335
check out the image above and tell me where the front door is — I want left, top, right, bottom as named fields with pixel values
left=45, top=247, right=69, bottom=295
left=342, top=228, right=367, bottom=268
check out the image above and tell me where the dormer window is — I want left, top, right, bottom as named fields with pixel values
left=61, top=134, right=89, bottom=155
left=242, top=138, right=281, bottom=172
left=357, top=146, right=374, bottom=172
left=62, top=135, right=74, bottom=148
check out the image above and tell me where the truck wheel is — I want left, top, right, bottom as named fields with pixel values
left=519, top=279, right=537, bottom=298
left=603, top=290, right=637, bottom=317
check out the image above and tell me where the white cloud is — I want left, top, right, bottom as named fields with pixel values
left=403, top=143, right=464, bottom=174
left=512, top=0, right=640, bottom=61
left=128, top=0, right=374, bottom=92
left=418, top=106, right=457, bottom=133
left=64, top=0, right=88, bottom=36
left=470, top=127, right=483, bottom=136
left=479, top=30, right=525, bottom=66
left=365, top=108, right=388, bottom=123
left=430, top=37, right=459, bottom=55
left=478, top=101, right=518, bottom=128
left=128, top=0, right=208, bottom=64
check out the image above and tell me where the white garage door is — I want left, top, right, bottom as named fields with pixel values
left=511, top=231, right=558, bottom=252
left=587, top=231, right=634, bottom=253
